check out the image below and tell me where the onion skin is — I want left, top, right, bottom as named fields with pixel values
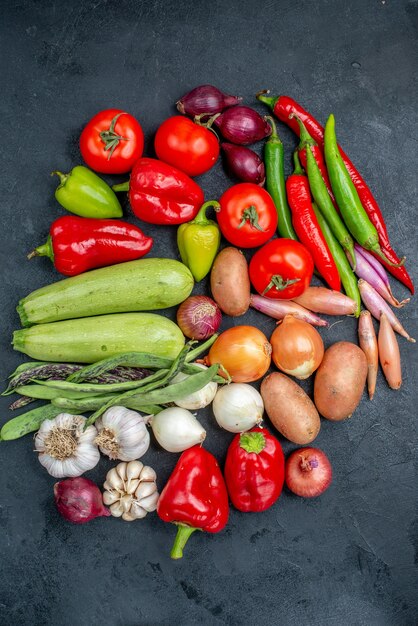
left=176, top=296, right=221, bottom=340
left=250, top=294, right=328, bottom=327
left=352, top=248, right=409, bottom=309
left=204, top=325, right=271, bottom=382
left=213, top=106, right=272, bottom=145
left=358, top=279, right=415, bottom=343
left=285, top=447, right=332, bottom=498
left=270, top=315, right=324, bottom=380
left=54, top=477, right=110, bottom=524
left=358, top=310, right=378, bottom=400
left=292, top=287, right=357, bottom=316
left=378, top=313, right=402, bottom=390
left=222, top=143, right=265, bottom=185
left=176, top=85, right=242, bottom=117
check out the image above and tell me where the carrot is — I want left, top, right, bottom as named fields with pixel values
left=358, top=310, right=378, bottom=400
left=378, top=313, right=402, bottom=390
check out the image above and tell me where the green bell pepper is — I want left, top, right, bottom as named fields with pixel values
left=52, top=165, right=122, bottom=218
left=177, top=201, right=221, bottom=282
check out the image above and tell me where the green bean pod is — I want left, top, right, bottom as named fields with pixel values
left=323, top=115, right=403, bottom=267
left=306, top=145, right=355, bottom=266
left=312, top=204, right=361, bottom=316
left=0, top=404, right=63, bottom=440
left=52, top=395, right=163, bottom=415
left=264, top=117, right=298, bottom=240
left=14, top=385, right=100, bottom=401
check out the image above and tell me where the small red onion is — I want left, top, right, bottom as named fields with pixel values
left=222, top=143, right=265, bottom=185
left=358, top=279, right=415, bottom=342
left=176, top=85, right=242, bottom=117
left=54, top=477, right=110, bottom=524
left=177, top=295, right=222, bottom=340
left=250, top=294, right=327, bottom=327
left=355, top=244, right=409, bottom=307
left=285, top=447, right=332, bottom=498
left=213, top=106, right=271, bottom=145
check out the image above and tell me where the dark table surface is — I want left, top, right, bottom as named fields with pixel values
left=1, top=1, right=417, bottom=624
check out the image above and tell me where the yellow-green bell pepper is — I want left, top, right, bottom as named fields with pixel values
left=177, top=201, right=221, bottom=282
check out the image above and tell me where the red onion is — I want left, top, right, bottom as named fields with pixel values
left=358, top=279, right=415, bottom=343
left=285, top=447, right=332, bottom=498
left=222, top=143, right=265, bottom=185
left=177, top=295, right=222, bottom=340
left=250, top=294, right=327, bottom=327
left=213, top=106, right=271, bottom=145
left=54, top=477, right=110, bottom=524
left=355, top=244, right=409, bottom=307
left=176, top=85, right=242, bottom=117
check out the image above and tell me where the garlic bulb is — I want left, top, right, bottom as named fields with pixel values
left=172, top=364, right=218, bottom=410
left=149, top=407, right=206, bottom=452
left=35, top=413, right=100, bottom=478
left=212, top=383, right=264, bottom=433
left=95, top=406, right=150, bottom=461
left=103, top=460, right=159, bottom=521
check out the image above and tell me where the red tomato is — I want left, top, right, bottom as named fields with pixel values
left=217, top=183, right=278, bottom=248
left=249, top=238, right=314, bottom=299
left=154, top=116, right=219, bottom=177
left=80, top=109, right=144, bottom=174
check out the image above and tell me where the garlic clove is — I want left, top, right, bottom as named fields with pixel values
left=127, top=460, right=143, bottom=480
left=122, top=511, right=137, bottom=522
left=116, top=462, right=128, bottom=481
left=120, top=494, right=132, bottom=513
left=106, top=467, right=125, bottom=490
left=103, top=490, right=120, bottom=505
left=130, top=502, right=148, bottom=519
left=125, top=478, right=141, bottom=495
left=139, top=466, right=157, bottom=482
left=138, top=491, right=159, bottom=512
left=135, top=481, right=157, bottom=500
left=109, top=502, right=124, bottom=517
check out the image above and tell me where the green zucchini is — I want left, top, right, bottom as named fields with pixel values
left=17, top=258, right=194, bottom=326
left=13, top=313, right=185, bottom=363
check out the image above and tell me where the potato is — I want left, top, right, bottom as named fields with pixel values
left=314, top=341, right=367, bottom=421
left=210, top=247, right=250, bottom=316
left=260, top=372, right=320, bottom=444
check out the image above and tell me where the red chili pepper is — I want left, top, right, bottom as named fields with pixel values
left=286, top=152, right=341, bottom=291
left=113, top=158, right=204, bottom=225
left=224, top=427, right=285, bottom=512
left=157, top=446, right=229, bottom=559
left=257, top=92, right=414, bottom=293
left=27, top=216, right=153, bottom=276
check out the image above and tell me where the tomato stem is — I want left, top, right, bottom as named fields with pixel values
left=99, top=113, right=128, bottom=160
left=262, top=274, right=300, bottom=295
left=238, top=205, right=265, bottom=231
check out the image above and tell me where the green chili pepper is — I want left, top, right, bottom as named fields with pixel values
left=264, top=117, right=297, bottom=240
left=177, top=201, right=221, bottom=281
left=52, top=165, right=122, bottom=218
left=323, top=115, right=404, bottom=267
left=312, top=203, right=361, bottom=316
left=306, top=145, right=356, bottom=266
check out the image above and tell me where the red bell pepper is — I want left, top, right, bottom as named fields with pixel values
left=113, top=158, right=205, bottom=225
left=286, top=152, right=341, bottom=291
left=257, top=92, right=414, bottom=293
left=28, top=215, right=153, bottom=276
left=224, top=427, right=285, bottom=512
left=157, top=446, right=229, bottom=559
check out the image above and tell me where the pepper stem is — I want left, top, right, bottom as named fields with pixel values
left=239, top=431, right=266, bottom=454
left=112, top=181, right=130, bottom=192
left=51, top=170, right=69, bottom=188
left=289, top=113, right=316, bottom=148
left=255, top=90, right=277, bottom=110
left=366, top=243, right=406, bottom=268
left=264, top=115, right=280, bottom=140
left=170, top=523, right=200, bottom=560
left=27, top=235, right=54, bottom=262
left=293, top=150, right=304, bottom=175
left=193, top=200, right=221, bottom=224
left=262, top=274, right=300, bottom=295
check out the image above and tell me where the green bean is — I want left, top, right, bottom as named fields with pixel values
left=4, top=362, right=82, bottom=395
left=32, top=368, right=169, bottom=394
left=14, top=385, right=100, bottom=401
left=52, top=394, right=118, bottom=411
left=1, top=404, right=63, bottom=440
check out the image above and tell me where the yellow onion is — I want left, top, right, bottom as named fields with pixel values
left=204, top=325, right=271, bottom=382
left=270, top=315, right=324, bottom=380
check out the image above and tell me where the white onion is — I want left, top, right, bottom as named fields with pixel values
left=149, top=407, right=206, bottom=452
left=172, top=364, right=218, bottom=410
left=212, top=383, right=264, bottom=433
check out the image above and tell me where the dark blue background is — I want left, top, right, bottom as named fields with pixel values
left=1, top=1, right=417, bottom=624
